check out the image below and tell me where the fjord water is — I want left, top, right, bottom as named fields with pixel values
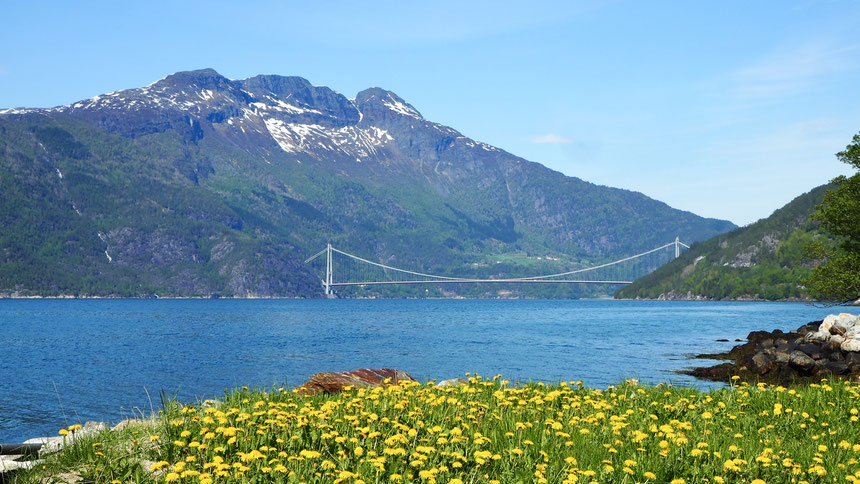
left=0, top=299, right=836, bottom=442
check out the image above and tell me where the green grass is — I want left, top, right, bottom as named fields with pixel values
left=13, top=377, right=860, bottom=483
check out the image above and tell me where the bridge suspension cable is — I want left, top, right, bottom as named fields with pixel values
left=304, top=238, right=689, bottom=295
left=508, top=240, right=689, bottom=281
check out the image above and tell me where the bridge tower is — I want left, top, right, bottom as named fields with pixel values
left=325, top=243, right=333, bottom=296
left=675, top=236, right=680, bottom=258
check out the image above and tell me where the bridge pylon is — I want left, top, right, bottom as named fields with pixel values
left=325, top=243, right=333, bottom=296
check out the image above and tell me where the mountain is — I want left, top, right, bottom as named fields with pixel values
left=0, top=68, right=735, bottom=297
left=615, top=184, right=835, bottom=301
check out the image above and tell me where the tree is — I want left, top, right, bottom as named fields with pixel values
left=805, top=132, right=860, bottom=303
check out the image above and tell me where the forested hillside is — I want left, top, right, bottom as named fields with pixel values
left=0, top=69, right=735, bottom=297
left=615, top=184, right=835, bottom=301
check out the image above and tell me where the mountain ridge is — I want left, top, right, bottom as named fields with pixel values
left=0, top=68, right=736, bottom=297
left=615, top=184, right=834, bottom=301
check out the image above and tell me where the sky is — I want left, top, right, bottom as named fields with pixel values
left=1, top=1, right=858, bottom=226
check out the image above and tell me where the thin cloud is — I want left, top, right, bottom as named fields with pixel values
left=698, top=119, right=843, bottom=162
left=531, top=134, right=574, bottom=144
left=730, top=42, right=859, bottom=101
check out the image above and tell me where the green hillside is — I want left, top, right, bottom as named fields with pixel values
left=0, top=70, right=736, bottom=298
left=615, top=184, right=836, bottom=301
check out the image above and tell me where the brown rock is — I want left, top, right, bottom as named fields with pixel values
left=294, top=368, right=416, bottom=396
left=749, top=352, right=773, bottom=374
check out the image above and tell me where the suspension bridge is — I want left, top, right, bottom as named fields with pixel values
left=304, top=237, right=690, bottom=295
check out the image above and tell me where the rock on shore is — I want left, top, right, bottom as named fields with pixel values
left=294, top=368, right=416, bottom=395
left=688, top=313, right=860, bottom=385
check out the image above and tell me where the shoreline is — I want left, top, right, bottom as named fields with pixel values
left=0, top=294, right=833, bottom=302
left=685, top=314, right=860, bottom=385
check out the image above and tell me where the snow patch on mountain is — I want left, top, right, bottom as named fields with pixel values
left=382, top=94, right=421, bottom=119
left=1, top=69, right=496, bottom=166
left=263, top=118, right=299, bottom=153
left=262, top=112, right=394, bottom=160
left=0, top=108, right=41, bottom=115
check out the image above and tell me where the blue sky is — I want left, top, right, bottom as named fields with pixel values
left=2, top=1, right=858, bottom=225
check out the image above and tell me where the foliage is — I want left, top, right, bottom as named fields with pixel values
left=16, top=376, right=860, bottom=483
left=616, top=184, right=835, bottom=301
left=31, top=125, right=91, bottom=160
left=0, top=112, right=735, bottom=298
left=805, top=132, right=860, bottom=303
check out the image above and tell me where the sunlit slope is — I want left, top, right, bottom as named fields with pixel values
left=616, top=184, right=835, bottom=301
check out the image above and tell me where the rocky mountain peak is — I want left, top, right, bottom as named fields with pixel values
left=156, top=68, right=234, bottom=91
left=355, top=87, right=423, bottom=121
left=241, top=74, right=314, bottom=96
left=240, top=75, right=360, bottom=126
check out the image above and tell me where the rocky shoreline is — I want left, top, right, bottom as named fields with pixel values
left=654, top=291, right=811, bottom=302
left=687, top=313, right=860, bottom=385
left=0, top=421, right=108, bottom=479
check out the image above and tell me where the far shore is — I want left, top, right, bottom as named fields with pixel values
left=0, top=294, right=844, bottom=302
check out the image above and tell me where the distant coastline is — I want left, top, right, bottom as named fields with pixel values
left=0, top=293, right=832, bottom=301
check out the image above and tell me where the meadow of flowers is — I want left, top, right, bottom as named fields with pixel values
left=19, top=375, right=860, bottom=483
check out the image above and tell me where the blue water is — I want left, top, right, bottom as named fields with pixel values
left=0, top=299, right=838, bottom=442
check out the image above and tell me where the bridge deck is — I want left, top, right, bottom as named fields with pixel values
left=332, top=279, right=633, bottom=286
left=306, top=240, right=688, bottom=294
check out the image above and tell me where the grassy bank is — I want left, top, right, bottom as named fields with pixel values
left=14, top=376, right=860, bottom=483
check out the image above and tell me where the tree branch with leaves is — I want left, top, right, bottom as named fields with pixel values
left=805, top=132, right=860, bottom=303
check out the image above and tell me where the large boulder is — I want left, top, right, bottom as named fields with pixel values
left=847, top=352, right=860, bottom=369
left=796, top=343, right=823, bottom=359
left=834, top=313, right=858, bottom=331
left=842, top=339, right=860, bottom=352
left=294, top=368, right=415, bottom=396
left=788, top=351, right=816, bottom=374
left=749, top=352, right=773, bottom=374
left=825, top=360, right=850, bottom=375
left=805, top=330, right=831, bottom=343
left=820, top=315, right=837, bottom=333
left=688, top=316, right=860, bottom=385
left=772, top=351, right=790, bottom=365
